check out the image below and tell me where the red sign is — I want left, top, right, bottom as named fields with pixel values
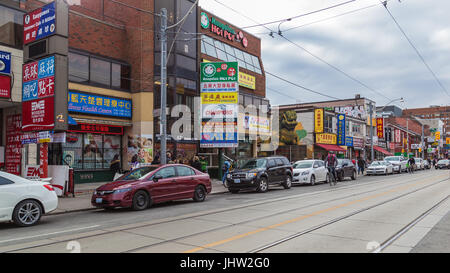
left=22, top=96, right=55, bottom=131
left=0, top=74, right=11, bottom=98
left=38, top=76, right=55, bottom=98
left=5, top=115, right=22, bottom=175
left=23, top=61, right=38, bottom=82
left=68, top=123, right=124, bottom=135
left=376, top=118, right=384, bottom=139
left=39, top=143, right=48, bottom=178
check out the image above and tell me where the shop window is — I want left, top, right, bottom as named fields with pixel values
left=62, top=133, right=83, bottom=169
left=0, top=5, right=24, bottom=49
left=214, top=40, right=228, bottom=61
left=90, top=58, right=111, bottom=86
left=68, top=52, right=89, bottom=83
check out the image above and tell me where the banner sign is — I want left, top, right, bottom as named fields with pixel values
left=239, top=71, right=256, bottom=90
left=201, top=92, right=238, bottom=104
left=68, top=91, right=132, bottom=118
left=353, top=137, right=364, bottom=150
left=23, top=1, right=56, bottom=45
left=376, top=118, right=384, bottom=139
left=336, top=114, right=346, bottom=145
left=345, top=136, right=353, bottom=147
left=201, top=62, right=238, bottom=83
left=0, top=51, right=11, bottom=74
left=316, top=133, right=337, bottom=145
left=245, top=115, right=270, bottom=134
left=395, top=129, right=401, bottom=143
left=68, top=123, right=124, bottom=135
left=5, top=115, right=22, bottom=175
left=0, top=75, right=11, bottom=98
left=314, top=109, right=324, bottom=133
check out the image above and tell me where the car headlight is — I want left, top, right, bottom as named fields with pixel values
left=227, top=173, right=231, bottom=179
left=246, top=173, right=257, bottom=179
left=302, top=171, right=310, bottom=176
left=113, top=188, right=132, bottom=194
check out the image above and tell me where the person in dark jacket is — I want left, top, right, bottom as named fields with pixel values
left=191, top=156, right=202, bottom=172
left=357, top=157, right=366, bottom=175
left=110, top=154, right=121, bottom=174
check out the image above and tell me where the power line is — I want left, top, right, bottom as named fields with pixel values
left=379, top=0, right=450, bottom=98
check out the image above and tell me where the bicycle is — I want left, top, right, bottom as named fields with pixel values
left=327, top=167, right=337, bottom=186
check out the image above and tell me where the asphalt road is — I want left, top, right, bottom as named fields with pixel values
left=0, top=169, right=449, bottom=253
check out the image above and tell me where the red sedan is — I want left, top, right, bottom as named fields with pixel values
left=91, top=164, right=212, bottom=210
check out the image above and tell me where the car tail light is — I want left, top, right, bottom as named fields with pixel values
left=43, top=184, right=55, bottom=191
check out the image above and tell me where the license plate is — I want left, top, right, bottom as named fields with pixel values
left=234, top=179, right=241, bottom=183
left=96, top=198, right=103, bottom=204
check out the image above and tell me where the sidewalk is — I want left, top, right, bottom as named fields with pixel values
left=51, top=179, right=229, bottom=215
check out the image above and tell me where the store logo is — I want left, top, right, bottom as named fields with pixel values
left=31, top=100, right=45, bottom=111
left=200, top=12, right=210, bottom=29
left=24, top=14, right=30, bottom=25
left=203, top=64, right=216, bottom=77
left=0, top=60, right=5, bottom=71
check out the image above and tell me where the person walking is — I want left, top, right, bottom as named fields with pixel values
left=191, top=156, right=202, bottom=172
left=357, top=157, right=365, bottom=176
left=325, top=151, right=338, bottom=185
left=110, top=154, right=121, bottom=180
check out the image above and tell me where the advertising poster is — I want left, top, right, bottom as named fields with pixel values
left=336, top=114, right=346, bottom=145
left=127, top=135, right=153, bottom=166
left=22, top=96, right=55, bottom=131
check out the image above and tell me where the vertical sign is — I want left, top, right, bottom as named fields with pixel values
left=314, top=109, right=324, bottom=133
left=23, top=1, right=56, bottom=45
left=336, top=114, right=346, bottom=145
left=395, top=129, right=401, bottom=143
left=5, top=115, right=22, bottom=175
left=376, top=118, right=384, bottom=139
left=200, top=62, right=239, bottom=148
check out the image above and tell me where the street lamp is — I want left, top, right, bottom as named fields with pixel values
left=369, top=97, right=404, bottom=162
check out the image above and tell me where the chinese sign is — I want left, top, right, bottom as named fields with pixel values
left=22, top=96, right=55, bottom=131
left=6, top=115, right=22, bottom=175
left=68, top=123, right=124, bottom=135
left=68, top=91, right=132, bottom=118
left=22, top=56, right=55, bottom=102
left=345, top=136, right=353, bottom=147
left=395, top=129, right=401, bottom=143
left=336, top=114, right=346, bottom=145
left=23, top=1, right=56, bottom=45
left=316, top=133, right=337, bottom=145
left=200, top=62, right=239, bottom=148
left=376, top=118, right=384, bottom=139
left=314, top=109, right=324, bottom=133
left=435, top=131, right=441, bottom=141
left=239, top=71, right=256, bottom=90
left=335, top=105, right=367, bottom=119
left=0, top=51, right=11, bottom=74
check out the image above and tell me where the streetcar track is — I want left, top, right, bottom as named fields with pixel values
left=249, top=177, right=449, bottom=253
left=1, top=172, right=443, bottom=253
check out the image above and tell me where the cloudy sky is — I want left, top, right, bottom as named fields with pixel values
left=199, top=0, right=450, bottom=108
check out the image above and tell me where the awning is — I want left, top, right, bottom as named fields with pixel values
left=315, top=144, right=346, bottom=152
left=373, top=146, right=393, bottom=156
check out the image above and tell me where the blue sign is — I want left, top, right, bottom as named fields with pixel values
left=337, top=114, right=346, bottom=145
left=22, top=55, right=55, bottom=102
left=24, top=2, right=56, bottom=44
left=38, top=56, right=55, bottom=79
left=345, top=136, right=353, bottom=147
left=68, top=91, right=132, bottom=118
left=22, top=80, right=39, bottom=101
left=200, top=132, right=238, bottom=148
left=0, top=51, right=11, bottom=74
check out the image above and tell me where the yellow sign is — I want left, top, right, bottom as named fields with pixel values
left=314, top=109, right=324, bottom=133
left=435, top=131, right=441, bottom=141
left=316, top=133, right=337, bottom=145
left=367, top=117, right=377, bottom=126
left=201, top=92, right=238, bottom=104
left=239, top=72, right=256, bottom=90
left=446, top=137, right=450, bottom=145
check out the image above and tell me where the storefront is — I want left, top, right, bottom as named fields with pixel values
left=314, top=133, right=346, bottom=160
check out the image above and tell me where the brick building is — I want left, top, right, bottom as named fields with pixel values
left=403, top=106, right=449, bottom=136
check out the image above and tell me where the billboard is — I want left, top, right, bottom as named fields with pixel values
left=23, top=2, right=56, bottom=45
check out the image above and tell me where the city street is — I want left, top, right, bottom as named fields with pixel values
left=1, top=169, right=448, bottom=253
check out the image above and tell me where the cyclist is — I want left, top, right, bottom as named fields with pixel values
left=408, top=157, right=416, bottom=174
left=325, top=151, right=338, bottom=185
left=222, top=160, right=231, bottom=187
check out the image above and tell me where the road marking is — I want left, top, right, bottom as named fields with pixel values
left=183, top=174, right=448, bottom=253
left=0, top=225, right=100, bottom=244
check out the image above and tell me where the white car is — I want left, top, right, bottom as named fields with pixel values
left=292, top=160, right=329, bottom=185
left=366, top=161, right=394, bottom=175
left=384, top=156, right=407, bottom=173
left=414, top=158, right=425, bottom=170
left=0, top=171, right=58, bottom=226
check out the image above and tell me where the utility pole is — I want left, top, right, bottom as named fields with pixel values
left=160, top=8, right=167, bottom=165
left=369, top=103, right=374, bottom=162
left=406, top=117, right=409, bottom=158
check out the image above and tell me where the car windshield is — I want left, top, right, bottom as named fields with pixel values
left=370, top=161, right=384, bottom=166
left=438, top=160, right=449, bottom=164
left=240, top=159, right=267, bottom=169
left=118, top=167, right=159, bottom=181
left=385, top=157, right=399, bottom=162
left=293, top=161, right=313, bottom=169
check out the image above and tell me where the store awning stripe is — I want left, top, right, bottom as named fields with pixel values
left=315, top=144, right=346, bottom=152
left=373, top=146, right=393, bottom=156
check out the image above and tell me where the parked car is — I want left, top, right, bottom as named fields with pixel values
left=226, top=156, right=293, bottom=193
left=335, top=159, right=357, bottom=181
left=0, top=171, right=58, bottom=227
left=436, top=159, right=450, bottom=169
left=384, top=156, right=408, bottom=173
left=414, top=158, right=425, bottom=170
left=423, top=160, right=430, bottom=169
left=292, top=160, right=329, bottom=185
left=366, top=161, right=394, bottom=175
left=91, top=164, right=212, bottom=211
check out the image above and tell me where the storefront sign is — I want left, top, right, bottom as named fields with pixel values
left=201, top=12, right=248, bottom=48
left=68, top=91, right=132, bottom=118
left=316, top=133, right=337, bottom=145
left=336, top=114, right=346, bottom=145
left=201, top=62, right=239, bottom=84
left=202, top=104, right=238, bottom=119
left=0, top=75, right=11, bottom=98
left=239, top=72, right=256, bottom=90
left=335, top=105, right=367, bottom=119
left=201, top=92, right=238, bottom=104
left=0, top=51, right=11, bottom=74
left=345, top=136, right=353, bottom=147
left=38, top=131, right=51, bottom=143
left=353, top=137, right=364, bottom=150
left=314, top=109, right=324, bottom=133
left=68, top=123, right=124, bottom=135
left=376, top=118, right=384, bottom=139
left=23, top=1, right=56, bottom=45
left=395, top=129, right=401, bottom=143
left=245, top=115, right=270, bottom=134
left=435, top=131, right=441, bottom=141
left=22, top=96, right=55, bottom=131
left=22, top=56, right=55, bottom=101
left=6, top=115, right=22, bottom=175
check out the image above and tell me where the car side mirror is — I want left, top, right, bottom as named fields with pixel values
left=153, top=175, right=163, bottom=182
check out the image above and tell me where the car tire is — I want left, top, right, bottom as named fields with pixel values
left=283, top=175, right=292, bottom=189
left=257, top=177, right=269, bottom=193
left=229, top=189, right=239, bottom=194
left=338, top=172, right=343, bottom=182
left=12, top=199, right=43, bottom=227
left=193, top=185, right=207, bottom=202
left=351, top=171, right=356, bottom=180
left=132, top=190, right=150, bottom=211
left=310, top=175, right=316, bottom=186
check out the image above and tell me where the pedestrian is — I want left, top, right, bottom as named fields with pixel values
left=357, top=157, right=365, bottom=175
left=191, top=156, right=202, bottom=171
left=222, top=160, right=231, bottom=187
left=152, top=154, right=160, bottom=165
left=131, top=154, right=140, bottom=170
left=110, top=154, right=121, bottom=180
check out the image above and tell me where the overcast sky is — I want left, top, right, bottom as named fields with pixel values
left=199, top=0, right=450, bottom=109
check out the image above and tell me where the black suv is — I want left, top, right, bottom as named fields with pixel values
left=226, top=156, right=293, bottom=193
left=335, top=159, right=357, bottom=181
